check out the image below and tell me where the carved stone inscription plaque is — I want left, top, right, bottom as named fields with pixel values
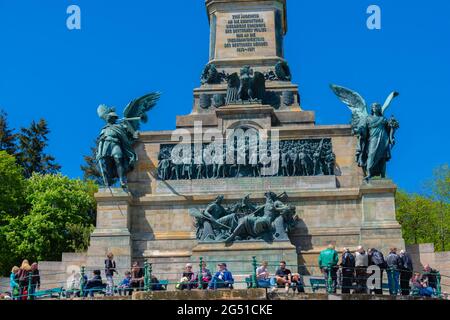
left=214, top=11, right=277, bottom=60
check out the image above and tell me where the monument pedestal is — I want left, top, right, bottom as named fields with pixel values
left=83, top=0, right=404, bottom=282
left=86, top=189, right=133, bottom=272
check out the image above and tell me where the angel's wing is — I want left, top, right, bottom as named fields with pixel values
left=330, top=84, right=369, bottom=130
left=252, top=72, right=266, bottom=101
left=123, top=92, right=161, bottom=131
left=97, top=104, right=115, bottom=122
left=225, top=73, right=240, bottom=104
left=382, top=91, right=399, bottom=115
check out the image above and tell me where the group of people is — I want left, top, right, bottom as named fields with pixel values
left=176, top=261, right=234, bottom=290
left=318, top=244, right=441, bottom=297
left=256, top=260, right=305, bottom=293
left=176, top=260, right=305, bottom=293
left=9, top=260, right=40, bottom=300
left=5, top=248, right=443, bottom=299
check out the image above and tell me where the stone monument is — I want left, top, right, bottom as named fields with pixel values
left=84, top=0, right=405, bottom=286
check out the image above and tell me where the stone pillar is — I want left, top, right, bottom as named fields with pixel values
left=359, top=180, right=405, bottom=253
left=86, top=189, right=133, bottom=273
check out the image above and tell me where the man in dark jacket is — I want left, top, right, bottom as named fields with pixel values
left=368, top=248, right=386, bottom=295
left=422, top=264, right=440, bottom=291
left=84, top=270, right=104, bottom=297
left=386, top=247, right=402, bottom=295
left=399, top=250, right=413, bottom=295
left=340, top=248, right=355, bottom=294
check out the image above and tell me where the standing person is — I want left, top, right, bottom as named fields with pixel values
left=17, top=260, right=32, bottom=298
left=197, top=261, right=212, bottom=290
left=208, top=263, right=234, bottom=290
left=368, top=248, right=386, bottom=294
left=130, top=262, right=144, bottom=291
left=340, top=248, right=355, bottom=294
left=386, top=247, right=401, bottom=295
left=9, top=266, right=20, bottom=300
left=318, top=244, right=339, bottom=293
left=399, top=250, right=413, bottom=296
left=354, top=246, right=369, bottom=294
left=29, top=263, right=40, bottom=300
left=104, top=252, right=117, bottom=296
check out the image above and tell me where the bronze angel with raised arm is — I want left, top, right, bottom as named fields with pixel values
left=330, top=85, right=400, bottom=182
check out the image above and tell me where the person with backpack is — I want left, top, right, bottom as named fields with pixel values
left=340, top=248, right=355, bottom=294
left=104, top=252, right=117, bottom=296
left=386, top=247, right=402, bottom=295
left=355, top=246, right=369, bottom=294
left=368, top=248, right=387, bottom=294
left=399, top=250, right=413, bottom=295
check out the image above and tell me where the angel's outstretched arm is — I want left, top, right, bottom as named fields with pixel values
left=382, top=92, right=399, bottom=114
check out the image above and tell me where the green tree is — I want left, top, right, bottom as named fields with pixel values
left=0, top=110, right=17, bottom=155
left=17, top=119, right=61, bottom=178
left=396, top=191, right=435, bottom=245
left=0, top=151, right=26, bottom=222
left=426, top=164, right=450, bottom=251
left=396, top=164, right=450, bottom=251
left=80, top=141, right=103, bottom=185
left=1, top=174, right=97, bottom=274
left=0, top=152, right=27, bottom=273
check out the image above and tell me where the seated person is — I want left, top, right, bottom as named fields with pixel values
left=196, top=261, right=212, bottom=290
left=83, top=270, right=104, bottom=297
left=422, top=265, right=440, bottom=291
left=275, top=261, right=303, bottom=293
left=130, top=262, right=144, bottom=291
left=208, top=263, right=234, bottom=290
left=412, top=272, right=434, bottom=297
left=256, top=261, right=276, bottom=288
left=176, top=264, right=197, bottom=290
left=150, top=275, right=164, bottom=291
left=118, top=271, right=132, bottom=296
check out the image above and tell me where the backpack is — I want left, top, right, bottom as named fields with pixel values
left=342, top=252, right=355, bottom=268
left=372, top=251, right=387, bottom=268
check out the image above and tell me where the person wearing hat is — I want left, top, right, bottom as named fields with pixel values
left=208, top=263, right=234, bottom=290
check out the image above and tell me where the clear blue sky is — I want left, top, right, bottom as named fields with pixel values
left=0, top=0, right=449, bottom=193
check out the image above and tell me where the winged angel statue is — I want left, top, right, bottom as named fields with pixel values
left=96, top=92, right=161, bottom=188
left=330, top=85, right=400, bottom=182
